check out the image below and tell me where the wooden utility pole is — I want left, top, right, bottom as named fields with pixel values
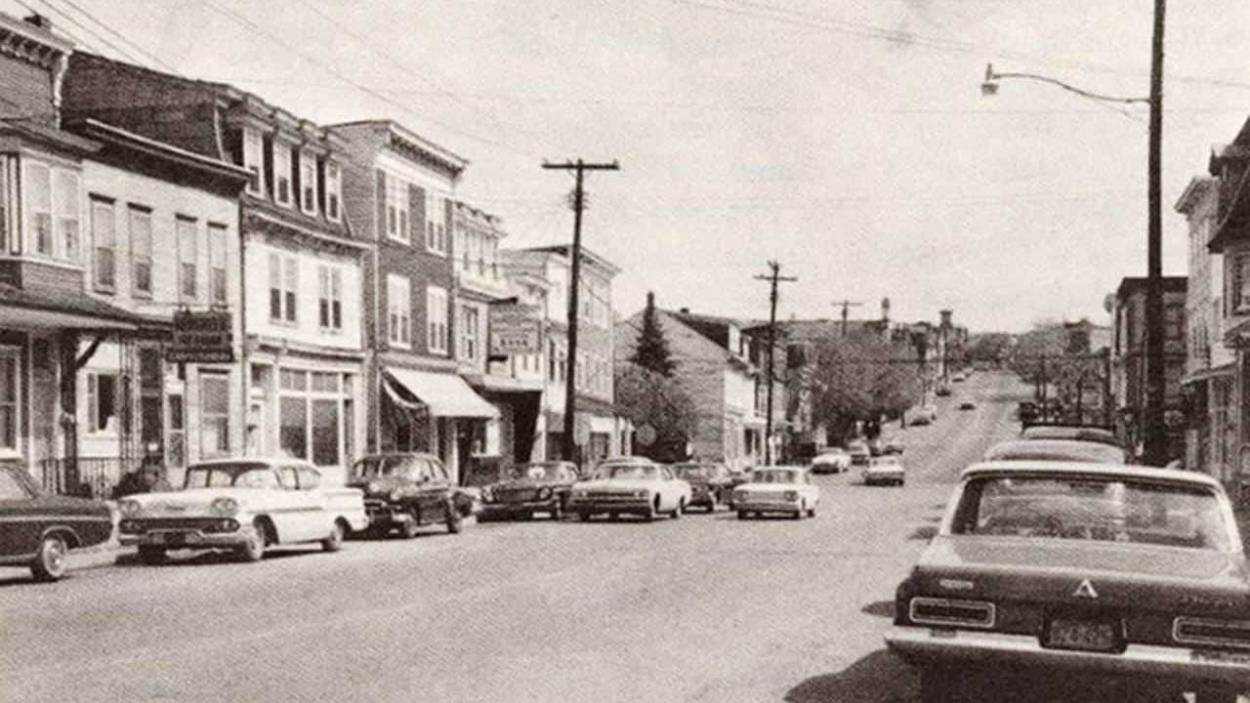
left=1143, top=0, right=1167, bottom=466
left=542, top=159, right=620, bottom=465
left=754, top=261, right=796, bottom=466
left=832, top=299, right=864, bottom=337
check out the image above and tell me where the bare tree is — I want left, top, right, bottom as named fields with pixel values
left=809, top=334, right=921, bottom=442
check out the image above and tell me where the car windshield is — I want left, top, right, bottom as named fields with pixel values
left=185, top=463, right=279, bottom=489
left=594, top=464, right=659, bottom=480
left=351, top=457, right=423, bottom=482
left=752, top=469, right=799, bottom=484
left=951, top=474, right=1232, bottom=551
left=672, top=465, right=712, bottom=479
left=513, top=463, right=567, bottom=480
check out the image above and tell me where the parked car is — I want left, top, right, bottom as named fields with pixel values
left=935, top=386, right=952, bottom=397
left=887, top=461, right=1250, bottom=702
left=959, top=400, right=976, bottom=411
left=733, top=466, right=820, bottom=519
left=881, top=440, right=905, bottom=456
left=347, top=453, right=465, bottom=537
left=478, top=461, right=580, bottom=521
left=118, top=458, right=368, bottom=563
left=671, top=462, right=734, bottom=511
left=0, top=464, right=113, bottom=581
left=567, top=457, right=691, bottom=521
left=810, top=448, right=851, bottom=474
left=984, top=439, right=1131, bottom=465
left=1021, top=424, right=1120, bottom=448
left=847, top=440, right=872, bottom=468
left=911, top=405, right=938, bottom=426
left=864, top=456, right=906, bottom=486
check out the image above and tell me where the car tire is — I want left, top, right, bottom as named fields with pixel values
left=30, top=533, right=69, bottom=582
left=237, top=521, right=267, bottom=562
left=807, top=505, right=817, bottom=518
left=794, top=501, right=805, bottom=520
left=737, top=510, right=748, bottom=520
left=578, top=511, right=591, bottom=522
left=446, top=506, right=463, bottom=535
left=399, top=515, right=421, bottom=539
left=551, top=500, right=564, bottom=521
left=321, top=520, right=346, bottom=552
left=672, top=497, right=685, bottom=519
left=138, top=546, right=167, bottom=566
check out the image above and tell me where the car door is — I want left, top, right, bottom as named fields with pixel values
left=415, top=458, right=450, bottom=525
left=660, top=466, right=677, bottom=511
left=296, top=466, right=330, bottom=541
left=274, top=465, right=314, bottom=543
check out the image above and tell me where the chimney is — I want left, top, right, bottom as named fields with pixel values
left=23, top=14, right=53, bottom=31
left=940, top=309, right=953, bottom=328
left=646, top=291, right=655, bottom=310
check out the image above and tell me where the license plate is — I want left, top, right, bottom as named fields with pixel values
left=1045, top=618, right=1121, bottom=652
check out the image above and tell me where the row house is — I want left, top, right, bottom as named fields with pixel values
left=62, top=52, right=370, bottom=485
left=1177, top=175, right=1235, bottom=479
left=503, top=245, right=628, bottom=466
left=616, top=305, right=768, bottom=470
left=0, top=14, right=249, bottom=495
left=329, top=120, right=496, bottom=484
left=1109, top=276, right=1188, bottom=461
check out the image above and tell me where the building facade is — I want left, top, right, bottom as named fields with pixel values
left=63, top=51, right=369, bottom=485
left=1110, top=276, right=1188, bottom=460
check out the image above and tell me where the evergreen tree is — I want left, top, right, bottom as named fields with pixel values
left=630, top=292, right=675, bottom=377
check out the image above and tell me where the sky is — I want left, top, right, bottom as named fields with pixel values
left=7, top=0, right=1250, bottom=333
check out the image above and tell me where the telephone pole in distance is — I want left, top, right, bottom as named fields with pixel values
left=832, top=299, right=864, bottom=337
left=754, top=261, right=796, bottom=465
left=542, top=158, right=620, bottom=465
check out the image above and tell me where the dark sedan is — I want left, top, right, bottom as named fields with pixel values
left=479, top=461, right=580, bottom=521
left=347, top=453, right=463, bottom=538
left=887, top=462, right=1249, bottom=702
left=0, top=464, right=113, bottom=581
left=671, top=462, right=734, bottom=512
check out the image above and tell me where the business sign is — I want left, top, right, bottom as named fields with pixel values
left=489, top=303, right=541, bottom=356
left=167, top=309, right=234, bottom=363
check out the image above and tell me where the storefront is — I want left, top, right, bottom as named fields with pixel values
left=467, top=374, right=543, bottom=475
left=381, top=366, right=497, bottom=484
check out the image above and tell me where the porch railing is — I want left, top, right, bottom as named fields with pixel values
left=38, top=457, right=137, bottom=500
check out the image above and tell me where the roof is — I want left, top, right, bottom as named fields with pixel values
left=961, top=461, right=1221, bottom=488
left=74, top=118, right=252, bottom=184
left=327, top=119, right=467, bottom=176
left=519, top=245, right=621, bottom=276
left=0, top=283, right=167, bottom=328
left=616, top=309, right=753, bottom=370
left=1115, top=276, right=1188, bottom=298
left=1175, top=176, right=1218, bottom=214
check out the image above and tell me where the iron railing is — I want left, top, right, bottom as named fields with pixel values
left=39, top=456, right=137, bottom=499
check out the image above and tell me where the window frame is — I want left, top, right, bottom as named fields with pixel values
left=387, top=274, right=412, bottom=348
left=299, top=150, right=318, bottom=216
left=176, top=215, right=198, bottom=302
left=318, top=264, right=344, bottom=333
left=426, top=285, right=449, bottom=354
left=208, top=222, right=228, bottom=306
left=129, top=205, right=153, bottom=297
left=0, top=348, right=18, bottom=453
left=86, top=371, right=119, bottom=435
left=324, top=160, right=342, bottom=223
left=459, top=303, right=480, bottom=362
left=242, top=127, right=266, bottom=197
left=425, top=192, right=447, bottom=256
left=272, top=140, right=293, bottom=208
left=90, top=196, right=116, bottom=293
left=384, top=174, right=409, bottom=244
left=200, top=373, right=231, bottom=459
left=268, top=252, right=298, bottom=324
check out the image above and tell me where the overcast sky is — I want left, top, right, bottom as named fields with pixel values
left=10, top=0, right=1250, bottom=332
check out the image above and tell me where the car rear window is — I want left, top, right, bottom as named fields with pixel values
left=951, top=475, right=1232, bottom=551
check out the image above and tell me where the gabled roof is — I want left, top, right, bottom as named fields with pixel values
left=520, top=245, right=621, bottom=276
left=617, top=309, right=753, bottom=371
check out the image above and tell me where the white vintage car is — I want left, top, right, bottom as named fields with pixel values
left=117, top=458, right=368, bottom=564
left=567, top=457, right=691, bottom=521
left=733, top=466, right=820, bottom=519
left=864, top=455, right=906, bottom=486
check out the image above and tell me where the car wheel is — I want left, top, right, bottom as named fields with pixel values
left=30, top=534, right=69, bottom=582
left=551, top=499, right=564, bottom=521
left=737, top=510, right=748, bottom=520
left=672, top=497, right=685, bottom=519
left=578, top=511, right=591, bottom=522
left=794, top=501, right=805, bottom=520
left=446, top=505, right=463, bottom=534
left=399, top=515, right=421, bottom=539
left=807, top=505, right=817, bottom=518
left=237, top=521, right=267, bottom=562
left=321, top=520, right=346, bottom=552
left=138, top=546, right=167, bottom=566
left=644, top=497, right=658, bottom=522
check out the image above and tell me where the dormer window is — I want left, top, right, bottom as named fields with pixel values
left=299, top=150, right=318, bottom=216
left=242, top=128, right=265, bottom=196
left=324, top=161, right=341, bottom=222
left=272, top=141, right=292, bottom=207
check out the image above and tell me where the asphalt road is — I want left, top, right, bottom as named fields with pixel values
left=0, top=372, right=1027, bottom=703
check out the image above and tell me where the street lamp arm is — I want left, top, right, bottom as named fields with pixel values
left=982, top=64, right=1150, bottom=105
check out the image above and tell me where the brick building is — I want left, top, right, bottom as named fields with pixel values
left=1110, top=276, right=1188, bottom=460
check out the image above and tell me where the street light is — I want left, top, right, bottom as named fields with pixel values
left=980, top=0, right=1166, bottom=467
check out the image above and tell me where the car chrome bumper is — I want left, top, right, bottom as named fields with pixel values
left=736, top=500, right=801, bottom=513
left=885, top=626, right=1250, bottom=686
left=119, top=530, right=246, bottom=548
left=480, top=500, right=558, bottom=516
left=568, top=499, right=650, bottom=514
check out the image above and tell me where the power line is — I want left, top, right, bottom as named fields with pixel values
left=50, top=0, right=180, bottom=72
left=22, top=0, right=144, bottom=65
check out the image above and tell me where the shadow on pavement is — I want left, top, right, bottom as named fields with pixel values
left=860, top=600, right=895, bottom=619
left=908, top=525, right=938, bottom=541
left=785, top=649, right=917, bottom=703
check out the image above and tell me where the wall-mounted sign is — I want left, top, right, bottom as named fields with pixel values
left=167, top=309, right=234, bottom=363
left=489, top=303, right=541, bottom=356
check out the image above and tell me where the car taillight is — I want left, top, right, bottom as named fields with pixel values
left=1173, top=617, right=1250, bottom=649
left=909, top=597, right=996, bottom=629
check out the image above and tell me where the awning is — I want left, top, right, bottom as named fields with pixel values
left=1181, top=362, right=1235, bottom=386
left=741, top=415, right=767, bottom=430
left=385, top=367, right=498, bottom=419
left=0, top=284, right=162, bottom=331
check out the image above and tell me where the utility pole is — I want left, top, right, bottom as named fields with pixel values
left=755, top=261, right=797, bottom=466
left=542, top=158, right=620, bottom=465
left=1143, top=0, right=1167, bottom=466
left=832, top=299, right=864, bottom=337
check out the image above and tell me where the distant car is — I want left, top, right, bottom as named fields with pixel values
left=733, top=467, right=820, bottom=520
left=847, top=440, right=872, bottom=468
left=959, top=400, right=976, bottom=411
left=935, top=386, right=952, bottom=397
left=0, top=464, right=113, bottom=581
left=347, top=453, right=468, bottom=537
left=671, top=462, right=735, bottom=511
left=567, top=457, right=691, bottom=521
left=479, top=461, right=581, bottom=522
left=810, top=448, right=851, bottom=474
left=1021, top=424, right=1120, bottom=448
left=864, top=456, right=906, bottom=486
left=881, top=441, right=905, bottom=456
left=119, top=458, right=368, bottom=563
left=911, top=405, right=937, bottom=426
left=984, top=439, right=1131, bottom=465
left=952, top=373, right=966, bottom=383
left=887, top=461, right=1250, bottom=702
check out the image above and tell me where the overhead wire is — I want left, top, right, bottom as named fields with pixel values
left=21, top=0, right=145, bottom=65
left=49, top=0, right=180, bottom=73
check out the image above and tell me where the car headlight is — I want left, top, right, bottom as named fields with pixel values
left=537, top=487, right=553, bottom=500
left=367, top=481, right=383, bottom=495
left=210, top=497, right=239, bottom=516
left=118, top=499, right=142, bottom=517
left=783, top=491, right=799, bottom=501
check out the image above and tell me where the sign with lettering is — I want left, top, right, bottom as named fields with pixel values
left=167, top=310, right=234, bottom=363
left=489, top=304, right=541, bottom=355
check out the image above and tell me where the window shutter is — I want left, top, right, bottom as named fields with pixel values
left=375, top=169, right=386, bottom=240
left=409, top=184, right=424, bottom=243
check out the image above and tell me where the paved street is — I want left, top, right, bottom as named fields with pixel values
left=0, top=372, right=1025, bottom=703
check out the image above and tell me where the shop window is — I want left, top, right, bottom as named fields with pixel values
left=312, top=399, right=339, bottom=466
left=168, top=394, right=185, bottom=468
left=280, top=396, right=308, bottom=460
left=0, top=351, right=16, bottom=451
left=200, top=374, right=230, bottom=458
left=87, top=372, right=118, bottom=434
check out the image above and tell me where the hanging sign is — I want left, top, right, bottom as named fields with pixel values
left=167, top=309, right=234, bottom=363
left=489, top=303, right=542, bottom=355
